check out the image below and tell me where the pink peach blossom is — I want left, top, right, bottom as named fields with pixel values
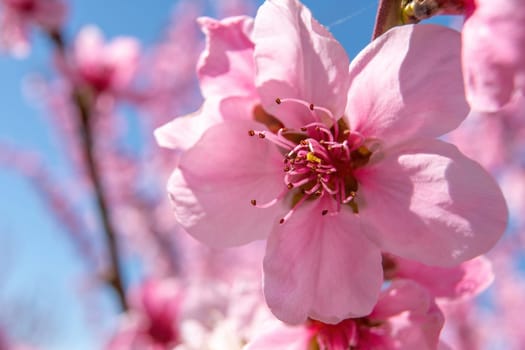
left=107, top=279, right=182, bottom=350
left=461, top=0, right=525, bottom=112
left=155, top=14, right=258, bottom=151
left=0, top=0, right=65, bottom=57
left=245, top=280, right=445, bottom=350
left=384, top=254, right=494, bottom=301
left=70, top=26, right=140, bottom=95
left=157, top=0, right=507, bottom=324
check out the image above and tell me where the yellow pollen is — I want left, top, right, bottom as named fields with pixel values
left=306, top=152, right=322, bottom=164
left=356, top=146, right=371, bottom=157
left=401, top=2, right=416, bottom=23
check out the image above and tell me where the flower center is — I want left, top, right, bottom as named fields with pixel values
left=249, top=98, right=373, bottom=224
left=307, top=318, right=384, bottom=350
left=8, top=0, right=36, bottom=13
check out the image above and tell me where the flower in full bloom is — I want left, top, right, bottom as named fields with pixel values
left=157, top=0, right=507, bottom=324
left=0, top=0, right=65, bottom=57
left=245, top=280, right=446, bottom=350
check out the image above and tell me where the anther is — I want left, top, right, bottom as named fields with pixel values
left=258, top=133, right=266, bottom=139
left=275, top=98, right=282, bottom=104
left=248, top=130, right=255, bottom=136
left=309, top=103, right=314, bottom=111
left=250, top=199, right=257, bottom=206
left=287, top=183, right=294, bottom=189
left=322, top=209, right=328, bottom=216
left=284, top=166, right=291, bottom=172
left=279, top=218, right=285, bottom=224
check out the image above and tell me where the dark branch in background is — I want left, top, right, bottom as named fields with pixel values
left=47, top=30, right=129, bottom=312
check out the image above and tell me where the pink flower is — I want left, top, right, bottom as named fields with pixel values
left=107, top=279, right=182, bottom=350
left=157, top=0, right=507, bottom=324
left=461, top=0, right=525, bottom=112
left=245, top=280, right=445, bottom=350
left=155, top=14, right=258, bottom=151
left=0, top=0, right=65, bottom=57
left=70, top=26, right=140, bottom=95
left=383, top=254, right=494, bottom=301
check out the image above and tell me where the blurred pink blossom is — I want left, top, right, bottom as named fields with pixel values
left=0, top=0, right=65, bottom=57
left=107, top=279, right=182, bottom=350
left=108, top=271, right=271, bottom=350
left=461, top=0, right=525, bottom=112
left=69, top=26, right=140, bottom=96
left=138, top=0, right=203, bottom=124
left=156, top=0, right=507, bottom=325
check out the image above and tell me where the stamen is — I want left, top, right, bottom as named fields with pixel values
left=279, top=193, right=310, bottom=224
left=320, top=181, right=338, bottom=195
left=251, top=185, right=291, bottom=209
left=302, top=122, right=334, bottom=142
left=285, top=174, right=316, bottom=188
left=274, top=97, right=321, bottom=122
left=253, top=130, right=296, bottom=149
left=249, top=98, right=370, bottom=221
left=347, top=131, right=365, bottom=151
left=310, top=104, right=338, bottom=127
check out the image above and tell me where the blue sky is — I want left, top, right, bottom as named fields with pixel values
left=0, top=1, right=434, bottom=348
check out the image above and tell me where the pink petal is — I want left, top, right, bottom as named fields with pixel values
left=0, top=11, right=30, bottom=57
left=154, top=100, right=222, bottom=150
left=371, top=280, right=431, bottom=320
left=393, top=255, right=494, bottom=300
left=33, top=0, right=66, bottom=29
left=253, top=0, right=350, bottom=128
left=346, top=24, right=468, bottom=147
left=170, top=119, right=286, bottom=247
left=357, top=139, right=507, bottom=266
left=106, top=37, right=140, bottom=90
left=74, top=26, right=104, bottom=66
left=371, top=280, right=444, bottom=350
left=245, top=323, right=313, bottom=350
left=462, top=0, right=525, bottom=112
left=263, top=198, right=382, bottom=325
left=197, top=16, right=257, bottom=100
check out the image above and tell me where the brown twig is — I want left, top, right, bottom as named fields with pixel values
left=373, top=0, right=466, bottom=39
left=47, top=30, right=129, bottom=311
left=372, top=0, right=404, bottom=39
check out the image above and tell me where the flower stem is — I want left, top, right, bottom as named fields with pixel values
left=48, top=30, right=129, bottom=312
left=372, top=0, right=404, bottom=39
